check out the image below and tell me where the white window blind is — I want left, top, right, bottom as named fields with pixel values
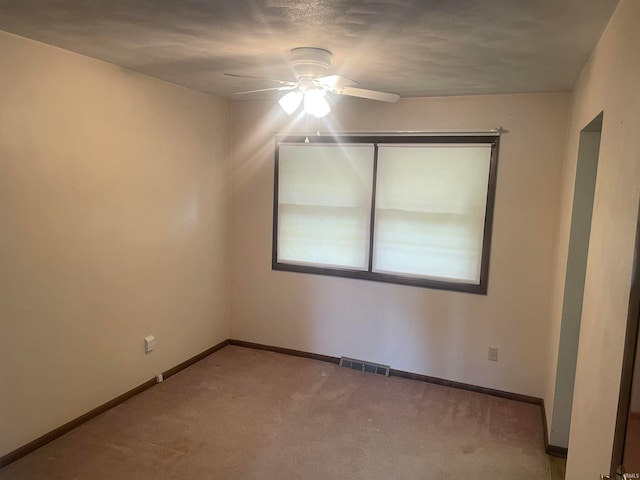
left=273, top=135, right=498, bottom=293
left=374, top=144, right=492, bottom=283
left=277, top=144, right=375, bottom=270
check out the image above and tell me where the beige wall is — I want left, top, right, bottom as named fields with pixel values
left=231, top=92, right=570, bottom=399
left=0, top=31, right=231, bottom=456
left=545, top=0, right=640, bottom=477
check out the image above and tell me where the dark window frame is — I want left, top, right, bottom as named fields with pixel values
left=272, top=134, right=500, bottom=294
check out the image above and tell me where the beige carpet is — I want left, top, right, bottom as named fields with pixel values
left=0, top=346, right=551, bottom=479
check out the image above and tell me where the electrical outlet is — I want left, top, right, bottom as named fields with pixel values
left=488, top=347, right=499, bottom=362
left=144, top=335, right=155, bottom=354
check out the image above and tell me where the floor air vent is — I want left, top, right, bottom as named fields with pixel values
left=339, top=357, right=390, bottom=376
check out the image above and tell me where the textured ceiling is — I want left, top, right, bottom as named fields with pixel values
left=0, top=0, right=620, bottom=100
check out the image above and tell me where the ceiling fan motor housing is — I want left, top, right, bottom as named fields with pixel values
left=290, top=47, right=331, bottom=79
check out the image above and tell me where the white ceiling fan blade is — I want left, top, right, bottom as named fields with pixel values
left=334, top=86, right=400, bottom=103
left=224, top=73, right=297, bottom=87
left=234, top=86, right=296, bottom=95
left=314, top=74, right=358, bottom=88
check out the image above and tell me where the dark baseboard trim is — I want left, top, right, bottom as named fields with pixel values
left=163, top=339, right=229, bottom=380
left=546, top=445, right=568, bottom=458
left=390, top=364, right=561, bottom=457
left=229, top=339, right=340, bottom=365
left=229, top=339, right=543, bottom=405
left=0, top=377, right=156, bottom=470
left=389, top=368, right=543, bottom=405
left=0, top=338, right=229, bottom=470
left=540, top=399, right=550, bottom=452
left=539, top=399, right=569, bottom=459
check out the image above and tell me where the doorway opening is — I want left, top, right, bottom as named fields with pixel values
left=549, top=112, right=603, bottom=452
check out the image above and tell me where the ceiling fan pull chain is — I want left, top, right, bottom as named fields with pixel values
left=305, top=113, right=310, bottom=143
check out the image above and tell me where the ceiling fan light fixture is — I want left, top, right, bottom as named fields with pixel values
left=230, top=47, right=398, bottom=117
left=278, top=90, right=303, bottom=115
left=303, top=89, right=330, bottom=118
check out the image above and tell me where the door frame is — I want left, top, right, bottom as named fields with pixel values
left=610, top=197, right=640, bottom=473
left=549, top=113, right=603, bottom=451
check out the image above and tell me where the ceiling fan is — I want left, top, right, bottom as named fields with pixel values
left=225, top=47, right=400, bottom=118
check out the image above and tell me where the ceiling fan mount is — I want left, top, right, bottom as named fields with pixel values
left=289, top=47, right=331, bottom=79
left=225, top=47, right=399, bottom=118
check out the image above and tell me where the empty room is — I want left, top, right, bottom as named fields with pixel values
left=1, top=0, right=639, bottom=479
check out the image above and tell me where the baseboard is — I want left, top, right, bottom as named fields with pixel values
left=540, top=399, right=550, bottom=453
left=546, top=445, right=568, bottom=458
left=0, top=338, right=229, bottom=470
left=228, top=339, right=340, bottom=364
left=229, top=339, right=543, bottom=406
left=389, top=368, right=543, bottom=405
left=0, top=377, right=157, bottom=470
left=163, top=339, right=230, bottom=379
left=539, top=399, right=569, bottom=459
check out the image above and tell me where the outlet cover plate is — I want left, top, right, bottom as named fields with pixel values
left=488, top=347, right=499, bottom=362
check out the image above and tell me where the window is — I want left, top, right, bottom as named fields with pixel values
left=273, top=135, right=499, bottom=294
